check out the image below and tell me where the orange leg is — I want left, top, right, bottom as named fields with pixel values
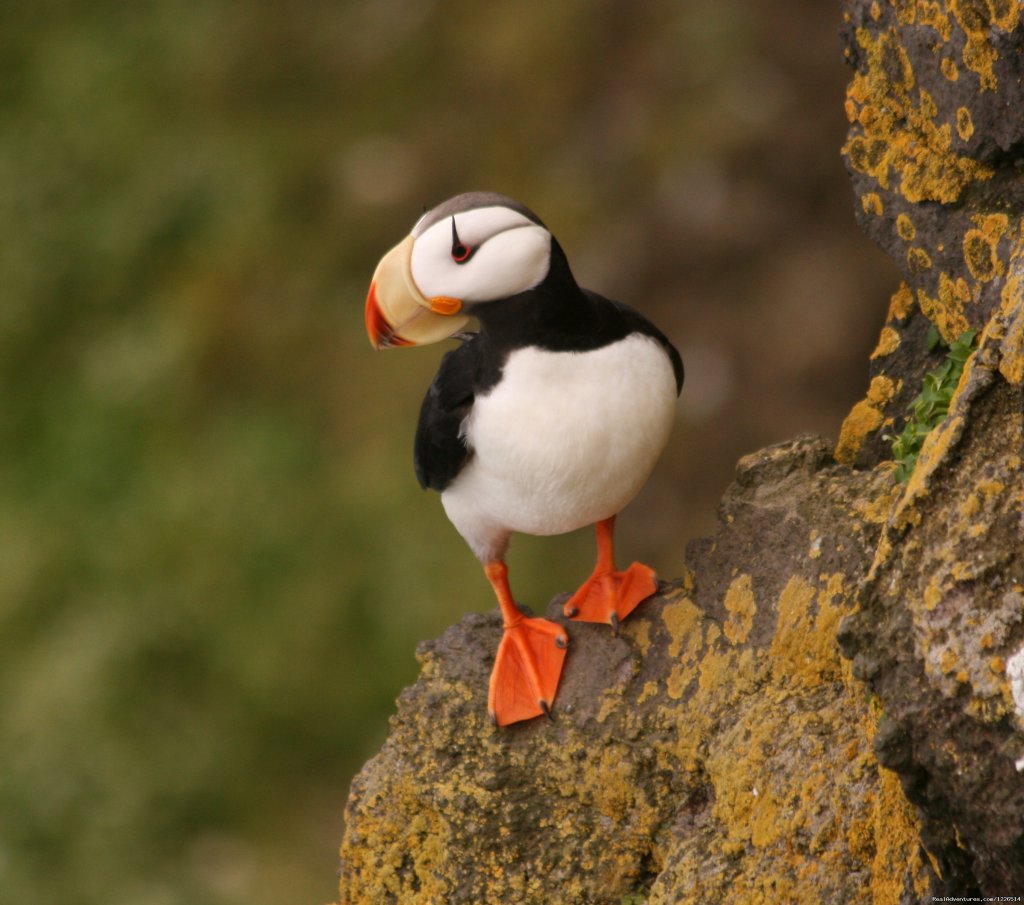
left=485, top=561, right=569, bottom=727
left=562, top=516, right=657, bottom=631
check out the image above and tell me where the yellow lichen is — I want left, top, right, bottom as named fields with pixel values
left=887, top=282, right=915, bottom=322
left=852, top=480, right=901, bottom=526
left=768, top=576, right=820, bottom=682
left=835, top=375, right=898, bottom=464
left=843, top=26, right=993, bottom=203
left=871, top=325, right=902, bottom=359
left=663, top=596, right=702, bottom=660
left=916, top=280, right=970, bottom=343
left=630, top=619, right=652, bottom=657
left=723, top=574, right=756, bottom=645
left=637, top=679, right=660, bottom=704
left=871, top=766, right=929, bottom=903
left=963, top=214, right=1008, bottom=282
left=940, top=647, right=959, bottom=674
left=896, top=213, right=916, bottom=241
left=950, top=0, right=1018, bottom=90
left=862, top=192, right=884, bottom=216
left=998, top=273, right=1024, bottom=384
left=907, top=246, right=933, bottom=273
left=663, top=595, right=706, bottom=701
left=955, top=106, right=974, bottom=141
left=940, top=57, right=959, bottom=80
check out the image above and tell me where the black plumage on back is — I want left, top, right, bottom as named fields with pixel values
left=413, top=336, right=507, bottom=492
left=411, top=249, right=683, bottom=494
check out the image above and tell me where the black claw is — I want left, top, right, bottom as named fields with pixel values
left=539, top=700, right=555, bottom=721
left=609, top=613, right=620, bottom=636
left=489, top=710, right=498, bottom=728
left=555, top=634, right=569, bottom=649
left=565, top=606, right=579, bottom=617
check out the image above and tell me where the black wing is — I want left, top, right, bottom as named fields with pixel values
left=591, top=292, right=684, bottom=395
left=413, top=340, right=480, bottom=492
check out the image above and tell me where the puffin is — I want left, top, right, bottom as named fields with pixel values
left=364, top=192, right=682, bottom=726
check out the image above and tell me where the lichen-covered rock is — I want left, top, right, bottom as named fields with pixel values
left=338, top=437, right=930, bottom=904
left=836, top=0, right=1024, bottom=468
left=338, top=3, right=1024, bottom=901
left=839, top=340, right=1024, bottom=893
left=835, top=0, right=1024, bottom=895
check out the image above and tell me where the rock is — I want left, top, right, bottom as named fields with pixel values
left=835, top=0, right=1024, bottom=891
left=836, top=0, right=1024, bottom=469
left=338, top=437, right=929, bottom=903
left=338, top=3, right=1024, bottom=901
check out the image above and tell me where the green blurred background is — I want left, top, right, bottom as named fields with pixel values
left=0, top=1, right=898, bottom=903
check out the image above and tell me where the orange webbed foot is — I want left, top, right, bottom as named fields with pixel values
left=483, top=560, right=569, bottom=727
left=562, top=561, right=657, bottom=630
left=561, top=516, right=657, bottom=630
left=487, top=614, right=568, bottom=727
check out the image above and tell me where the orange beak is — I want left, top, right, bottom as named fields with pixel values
left=364, top=235, right=470, bottom=350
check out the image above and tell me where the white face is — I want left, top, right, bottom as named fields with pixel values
left=409, top=205, right=552, bottom=305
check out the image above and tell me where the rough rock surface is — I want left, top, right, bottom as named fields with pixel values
left=340, top=438, right=930, bottom=904
left=338, top=3, right=1024, bottom=902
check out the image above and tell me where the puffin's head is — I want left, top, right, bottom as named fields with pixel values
left=364, top=192, right=552, bottom=349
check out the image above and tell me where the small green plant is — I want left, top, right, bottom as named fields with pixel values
left=888, top=326, right=978, bottom=482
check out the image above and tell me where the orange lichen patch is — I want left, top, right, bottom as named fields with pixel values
left=852, top=478, right=901, bottom=526
left=637, top=679, right=660, bottom=705
left=976, top=478, right=1006, bottom=498
left=940, top=56, right=959, bottom=80
left=939, top=647, right=959, bottom=674
left=866, top=373, right=897, bottom=406
left=998, top=273, right=1024, bottom=384
left=662, top=595, right=702, bottom=660
left=835, top=374, right=899, bottom=464
left=899, top=407, right=966, bottom=520
left=723, top=574, right=756, bottom=645
left=681, top=563, right=927, bottom=903
left=896, top=213, right=916, bottom=241
left=662, top=595, right=706, bottom=701
left=871, top=325, right=902, bottom=359
left=768, top=576, right=822, bottom=683
left=843, top=26, right=993, bottom=203
left=917, top=0, right=955, bottom=39
left=887, top=282, right=915, bottom=321
left=950, top=0, right=1018, bottom=90
left=916, top=276, right=971, bottom=343
left=871, top=766, right=930, bottom=902
left=955, top=106, right=974, bottom=141
left=629, top=618, right=652, bottom=657
left=907, top=246, right=933, bottom=273
left=963, top=214, right=1009, bottom=282
left=862, top=192, right=884, bottom=216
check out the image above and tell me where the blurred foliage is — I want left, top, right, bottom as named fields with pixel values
left=0, top=1, right=896, bottom=903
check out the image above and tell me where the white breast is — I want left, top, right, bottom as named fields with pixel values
left=440, top=333, right=678, bottom=562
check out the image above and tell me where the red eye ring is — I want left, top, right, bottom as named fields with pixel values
left=450, top=216, right=475, bottom=264
left=451, top=243, right=474, bottom=263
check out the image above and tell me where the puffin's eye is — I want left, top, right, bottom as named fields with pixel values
left=450, top=217, right=475, bottom=264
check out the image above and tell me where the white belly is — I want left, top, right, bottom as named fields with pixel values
left=440, top=334, right=677, bottom=562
